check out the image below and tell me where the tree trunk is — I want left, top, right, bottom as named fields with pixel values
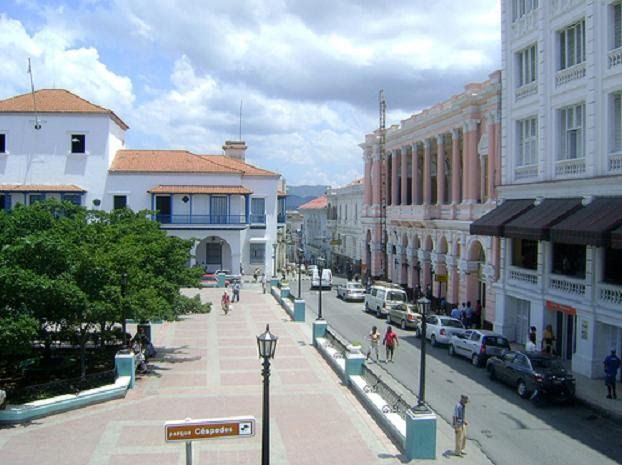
left=79, top=329, right=88, bottom=382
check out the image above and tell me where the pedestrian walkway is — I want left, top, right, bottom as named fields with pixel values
left=0, top=284, right=492, bottom=464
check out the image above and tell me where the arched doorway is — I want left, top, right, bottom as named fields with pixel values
left=467, top=240, right=486, bottom=327
left=196, top=236, right=233, bottom=272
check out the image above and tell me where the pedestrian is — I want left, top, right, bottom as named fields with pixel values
left=604, top=349, right=621, bottom=399
left=474, top=300, right=482, bottom=328
left=232, top=280, right=241, bottom=302
left=260, top=273, right=266, bottom=294
left=465, top=301, right=473, bottom=329
left=453, top=394, right=469, bottom=457
left=221, top=290, right=231, bottom=315
left=460, top=302, right=467, bottom=325
left=450, top=304, right=461, bottom=320
left=542, top=324, right=555, bottom=354
left=383, top=326, right=399, bottom=362
left=526, top=326, right=538, bottom=352
left=366, top=326, right=381, bottom=362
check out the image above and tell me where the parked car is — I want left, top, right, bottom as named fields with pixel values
left=448, top=330, right=511, bottom=366
left=486, top=350, right=575, bottom=402
left=418, top=315, right=465, bottom=346
left=306, top=265, right=318, bottom=276
left=200, top=273, right=218, bottom=287
left=215, top=269, right=241, bottom=281
left=311, top=268, right=332, bottom=289
left=336, top=282, right=366, bottom=301
left=387, top=303, right=422, bottom=330
left=364, top=283, right=407, bottom=318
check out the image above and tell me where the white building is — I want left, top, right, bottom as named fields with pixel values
left=326, top=179, right=364, bottom=276
left=0, top=89, right=286, bottom=276
left=299, top=195, right=329, bottom=264
left=473, top=0, right=622, bottom=378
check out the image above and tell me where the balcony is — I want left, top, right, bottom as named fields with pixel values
left=515, top=81, right=537, bottom=102
left=155, top=214, right=247, bottom=225
left=549, top=274, right=586, bottom=297
left=555, top=62, right=586, bottom=87
left=508, top=267, right=538, bottom=287
left=609, top=152, right=622, bottom=172
left=598, top=283, right=622, bottom=306
left=514, top=164, right=538, bottom=181
left=608, top=47, right=622, bottom=69
left=555, top=158, right=585, bottom=177
left=250, top=214, right=266, bottom=224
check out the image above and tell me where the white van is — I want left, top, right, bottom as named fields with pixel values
left=364, top=283, right=407, bottom=318
left=311, top=268, right=332, bottom=290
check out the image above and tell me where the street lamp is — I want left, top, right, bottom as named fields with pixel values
left=414, top=296, right=431, bottom=412
left=414, top=262, right=422, bottom=299
left=120, top=271, right=128, bottom=346
left=297, top=248, right=304, bottom=299
left=317, top=257, right=325, bottom=320
left=257, top=324, right=278, bottom=465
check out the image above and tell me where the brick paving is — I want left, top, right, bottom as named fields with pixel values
left=0, top=286, right=402, bottom=465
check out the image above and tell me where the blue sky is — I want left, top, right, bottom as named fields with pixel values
left=1, top=0, right=501, bottom=186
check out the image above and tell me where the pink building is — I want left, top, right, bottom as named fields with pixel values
left=360, top=72, right=501, bottom=327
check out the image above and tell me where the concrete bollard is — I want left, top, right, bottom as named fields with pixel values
left=344, top=352, right=365, bottom=385
left=293, top=300, right=305, bottom=322
left=280, top=287, right=290, bottom=301
left=404, top=409, right=437, bottom=460
left=115, top=352, right=136, bottom=389
left=312, top=320, right=328, bottom=346
left=217, top=273, right=226, bottom=288
left=270, top=277, right=279, bottom=289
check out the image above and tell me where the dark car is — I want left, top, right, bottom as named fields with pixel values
left=486, top=351, right=575, bottom=402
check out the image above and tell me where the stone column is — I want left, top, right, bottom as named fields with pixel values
left=391, top=150, right=398, bottom=206
left=487, top=111, right=499, bottom=201
left=451, top=129, right=461, bottom=204
left=464, top=119, right=479, bottom=203
left=401, top=146, right=408, bottom=205
left=423, top=139, right=431, bottom=205
left=411, top=143, right=420, bottom=205
left=436, top=134, right=445, bottom=205
left=372, top=152, right=381, bottom=206
left=364, top=152, right=373, bottom=205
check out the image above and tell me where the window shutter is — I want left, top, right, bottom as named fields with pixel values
left=615, top=4, right=622, bottom=49
left=615, top=94, right=622, bottom=152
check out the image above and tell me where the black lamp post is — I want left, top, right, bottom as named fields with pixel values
left=120, top=271, right=128, bottom=346
left=414, top=262, right=421, bottom=299
left=414, top=296, right=431, bottom=412
left=257, top=324, right=278, bottom=465
left=317, top=257, right=325, bottom=320
left=297, top=248, right=304, bottom=299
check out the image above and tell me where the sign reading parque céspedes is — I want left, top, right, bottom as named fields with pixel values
left=164, top=416, right=256, bottom=442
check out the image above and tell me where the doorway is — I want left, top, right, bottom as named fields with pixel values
left=554, top=311, right=575, bottom=361
left=155, top=195, right=172, bottom=223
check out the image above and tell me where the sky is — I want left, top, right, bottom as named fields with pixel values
left=0, top=0, right=501, bottom=187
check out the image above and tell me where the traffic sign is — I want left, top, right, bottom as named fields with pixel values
left=165, top=416, right=255, bottom=442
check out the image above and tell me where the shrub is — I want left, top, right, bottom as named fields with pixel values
left=174, top=294, right=211, bottom=315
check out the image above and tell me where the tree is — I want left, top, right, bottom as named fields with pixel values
left=0, top=200, right=201, bottom=380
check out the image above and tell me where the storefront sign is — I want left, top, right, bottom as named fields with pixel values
left=545, top=300, right=576, bottom=315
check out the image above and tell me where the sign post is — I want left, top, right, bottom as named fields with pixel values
left=165, top=416, right=256, bottom=465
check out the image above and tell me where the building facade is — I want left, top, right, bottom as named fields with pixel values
left=360, top=72, right=502, bottom=326
left=0, top=89, right=286, bottom=276
left=472, top=0, right=622, bottom=378
left=326, top=179, right=364, bottom=276
left=299, top=195, right=329, bottom=264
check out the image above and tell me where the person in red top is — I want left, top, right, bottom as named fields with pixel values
left=383, top=326, right=399, bottom=363
left=221, top=291, right=231, bottom=315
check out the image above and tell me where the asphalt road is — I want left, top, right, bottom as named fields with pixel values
left=296, top=276, right=622, bottom=465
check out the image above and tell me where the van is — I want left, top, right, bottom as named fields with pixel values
left=364, top=283, right=407, bottom=318
left=311, top=268, right=332, bottom=289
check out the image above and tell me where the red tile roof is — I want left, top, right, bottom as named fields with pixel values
left=148, top=185, right=252, bottom=195
left=277, top=190, right=287, bottom=197
left=299, top=195, right=328, bottom=210
left=0, top=89, right=129, bottom=130
left=0, top=184, right=85, bottom=192
left=111, top=150, right=278, bottom=176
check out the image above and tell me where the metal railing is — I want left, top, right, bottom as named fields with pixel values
left=250, top=214, right=266, bottom=224
left=361, top=364, right=411, bottom=419
left=155, top=214, right=247, bottom=225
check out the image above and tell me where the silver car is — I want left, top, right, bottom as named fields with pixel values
left=418, top=315, right=465, bottom=346
left=336, top=282, right=366, bottom=301
left=449, top=330, right=510, bottom=366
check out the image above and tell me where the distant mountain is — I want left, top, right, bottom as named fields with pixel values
left=285, top=185, right=328, bottom=210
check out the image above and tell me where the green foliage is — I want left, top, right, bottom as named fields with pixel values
left=174, top=294, right=212, bottom=315
left=0, top=312, right=39, bottom=356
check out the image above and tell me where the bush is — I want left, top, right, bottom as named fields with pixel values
left=174, top=294, right=211, bottom=315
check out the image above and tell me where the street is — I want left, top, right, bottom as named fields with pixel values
left=295, top=276, right=622, bottom=465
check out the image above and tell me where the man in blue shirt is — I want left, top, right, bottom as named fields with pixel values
left=452, top=394, right=469, bottom=457
left=604, top=350, right=621, bottom=399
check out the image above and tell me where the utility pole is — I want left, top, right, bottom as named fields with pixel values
left=378, top=90, right=387, bottom=280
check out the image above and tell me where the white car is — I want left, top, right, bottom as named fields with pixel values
left=418, top=315, right=465, bottom=346
left=387, top=303, right=422, bottom=330
left=310, top=268, right=332, bottom=289
left=336, top=282, right=366, bottom=301
left=448, top=330, right=511, bottom=367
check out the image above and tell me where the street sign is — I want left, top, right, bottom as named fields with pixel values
left=435, top=274, right=448, bottom=283
left=330, top=239, right=342, bottom=246
left=165, top=416, right=255, bottom=442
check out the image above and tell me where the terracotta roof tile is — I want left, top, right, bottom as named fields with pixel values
left=277, top=190, right=287, bottom=197
left=148, top=185, right=252, bottom=195
left=0, top=184, right=85, bottom=192
left=111, top=150, right=279, bottom=177
left=0, top=89, right=129, bottom=130
left=299, top=195, right=328, bottom=210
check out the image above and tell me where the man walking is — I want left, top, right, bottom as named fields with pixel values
left=604, top=349, right=621, bottom=399
left=232, top=280, right=241, bottom=302
left=453, top=394, right=469, bottom=457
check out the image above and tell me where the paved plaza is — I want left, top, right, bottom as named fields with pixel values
left=0, top=285, right=492, bottom=464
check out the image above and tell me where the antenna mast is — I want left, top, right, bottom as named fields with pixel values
left=239, top=99, right=243, bottom=141
left=27, top=58, right=42, bottom=130
left=378, top=90, right=387, bottom=280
